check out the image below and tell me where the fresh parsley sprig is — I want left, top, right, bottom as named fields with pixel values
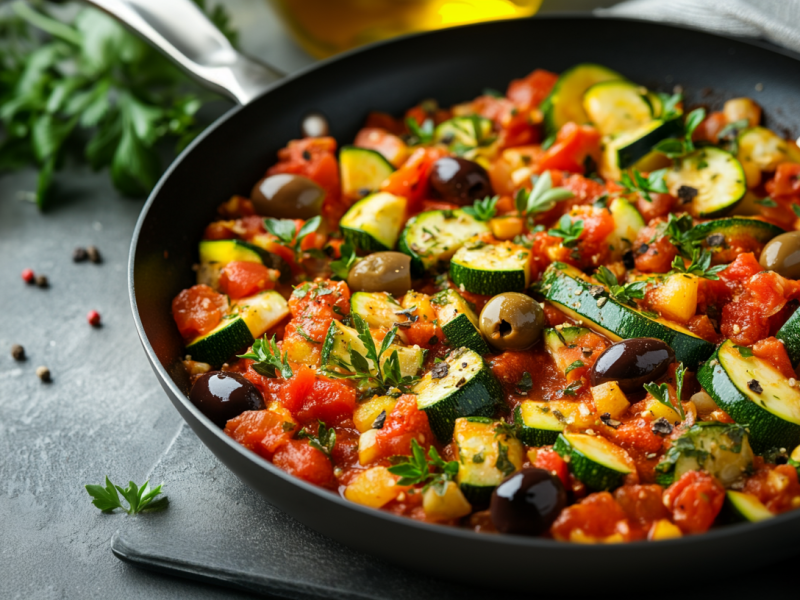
left=548, top=214, right=584, bottom=247
left=297, top=420, right=336, bottom=459
left=654, top=92, right=683, bottom=121
left=651, top=213, right=704, bottom=258
left=515, top=171, right=575, bottom=216
left=330, top=241, right=357, bottom=280
left=238, top=335, right=293, bottom=379
left=594, top=266, right=646, bottom=308
left=265, top=216, right=322, bottom=263
left=618, top=168, right=668, bottom=202
left=463, top=195, right=498, bottom=222
left=644, top=376, right=685, bottom=422
left=670, top=248, right=727, bottom=280
left=86, top=477, right=168, bottom=514
left=387, top=439, right=459, bottom=495
left=653, top=107, right=707, bottom=158
left=406, top=117, right=434, bottom=145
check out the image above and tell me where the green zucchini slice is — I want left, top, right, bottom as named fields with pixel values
left=398, top=209, right=490, bottom=276
left=694, top=217, right=785, bottom=254
left=199, top=239, right=266, bottom=265
left=454, top=416, right=523, bottom=505
left=434, top=116, right=494, bottom=153
left=514, top=400, right=583, bottom=447
left=186, top=316, right=254, bottom=367
left=234, top=290, right=290, bottom=340
left=543, top=326, right=591, bottom=376
left=655, top=422, right=753, bottom=487
left=607, top=197, right=645, bottom=260
left=737, top=126, right=800, bottom=172
left=665, top=147, right=746, bottom=217
left=350, top=291, right=403, bottom=332
left=450, top=238, right=531, bottom=296
left=541, top=63, right=625, bottom=136
left=554, top=432, right=634, bottom=491
left=340, top=192, right=407, bottom=252
left=413, top=347, right=502, bottom=442
left=431, top=289, right=489, bottom=355
left=582, top=80, right=652, bottom=136
left=542, top=263, right=714, bottom=369
left=321, top=319, right=424, bottom=381
left=339, top=146, right=395, bottom=198
left=697, top=340, right=800, bottom=452
left=726, top=491, right=773, bottom=522
left=776, top=307, right=800, bottom=366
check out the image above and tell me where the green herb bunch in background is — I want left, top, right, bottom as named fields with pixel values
left=0, top=0, right=238, bottom=208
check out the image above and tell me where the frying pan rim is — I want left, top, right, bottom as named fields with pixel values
left=128, top=14, right=800, bottom=553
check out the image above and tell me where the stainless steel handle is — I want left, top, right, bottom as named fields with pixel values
left=85, top=0, right=284, bottom=105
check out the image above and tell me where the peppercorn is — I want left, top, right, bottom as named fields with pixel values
left=86, top=245, right=102, bottom=264
left=36, top=366, right=51, bottom=383
left=87, top=310, right=101, bottom=327
left=11, top=344, right=25, bottom=361
left=73, top=247, right=88, bottom=262
left=22, top=269, right=35, bottom=284
left=35, top=275, right=49, bottom=288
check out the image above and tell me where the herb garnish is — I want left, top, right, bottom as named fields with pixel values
left=387, top=439, right=459, bottom=495
left=618, top=169, right=668, bottom=202
left=463, top=195, right=499, bottom=221
left=564, top=360, right=585, bottom=375
left=652, top=213, right=704, bottom=258
left=406, top=117, right=434, bottom=145
left=653, top=107, right=707, bottom=158
left=265, top=216, right=322, bottom=263
left=644, top=375, right=685, bottom=421
left=86, top=477, right=168, bottom=514
left=734, top=345, right=753, bottom=358
left=593, top=266, right=646, bottom=308
left=238, top=335, right=293, bottom=379
left=515, top=171, right=575, bottom=217
left=297, top=420, right=336, bottom=459
left=670, top=248, right=727, bottom=280
left=330, top=241, right=357, bottom=280
left=548, top=214, right=584, bottom=247
left=495, top=443, right=516, bottom=476
left=515, top=371, right=533, bottom=395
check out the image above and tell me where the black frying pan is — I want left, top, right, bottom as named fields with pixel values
left=107, top=0, right=800, bottom=591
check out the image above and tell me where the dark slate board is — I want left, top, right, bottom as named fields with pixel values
left=114, top=425, right=800, bottom=600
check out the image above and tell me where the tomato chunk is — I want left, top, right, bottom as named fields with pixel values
left=536, top=123, right=601, bottom=174
left=295, top=376, right=357, bottom=427
left=218, top=261, right=278, bottom=299
left=550, top=492, right=631, bottom=542
left=374, top=394, right=434, bottom=459
left=752, top=336, right=796, bottom=379
left=171, top=284, right=228, bottom=340
left=663, top=470, right=725, bottom=534
left=224, top=409, right=296, bottom=459
left=272, top=439, right=334, bottom=487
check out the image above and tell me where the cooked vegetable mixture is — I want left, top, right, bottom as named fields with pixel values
left=173, top=63, right=800, bottom=542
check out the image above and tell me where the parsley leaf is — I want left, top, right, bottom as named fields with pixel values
left=653, top=107, right=707, bottom=158
left=643, top=381, right=685, bottom=421
left=792, top=204, right=800, bottom=219
left=516, top=171, right=575, bottom=216
left=515, top=371, right=533, bottom=395
left=406, top=117, right=434, bottom=145
left=618, top=168, right=668, bottom=202
left=651, top=212, right=704, bottom=258
left=495, top=442, right=516, bottom=477
left=330, top=241, right=357, bottom=280
left=594, top=265, right=646, bottom=307
left=297, top=420, right=336, bottom=459
left=387, top=439, right=459, bottom=495
left=548, top=214, right=584, bottom=247
left=564, top=360, right=584, bottom=375
left=734, top=345, right=754, bottom=358
left=265, top=216, right=322, bottom=263
left=462, top=195, right=499, bottom=222
left=237, top=335, right=293, bottom=379
left=86, top=476, right=168, bottom=514
left=670, top=248, right=727, bottom=280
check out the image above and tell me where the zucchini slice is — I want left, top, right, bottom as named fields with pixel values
left=607, top=197, right=645, bottom=260
left=726, top=490, right=773, bottom=523
left=413, top=347, right=502, bottom=442
left=339, top=146, right=395, bottom=198
left=454, top=417, right=523, bottom=505
left=554, top=432, right=634, bottom=491
left=737, top=126, right=800, bottom=172
left=582, top=80, right=652, bottom=136
left=398, top=209, right=490, bottom=276
left=340, top=192, right=407, bottom=252
left=600, top=119, right=682, bottom=179
left=543, top=326, right=591, bottom=376
left=198, top=239, right=290, bottom=287
left=350, top=291, right=404, bottom=332
left=542, top=263, right=714, bottom=369
left=321, top=319, right=424, bottom=380
left=694, top=217, right=785, bottom=255
left=431, top=289, right=489, bottom=355
left=234, top=290, right=290, bottom=340
left=450, top=238, right=531, bottom=296
left=434, top=116, right=494, bottom=152
left=665, top=147, right=746, bottom=217
left=789, top=444, right=800, bottom=476
left=655, top=422, right=753, bottom=487
left=541, top=63, right=624, bottom=136
left=186, top=316, right=254, bottom=367
left=697, top=339, right=800, bottom=452
left=514, top=400, right=583, bottom=447
left=776, top=307, right=800, bottom=366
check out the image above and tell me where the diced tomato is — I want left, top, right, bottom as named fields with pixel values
left=489, top=347, right=560, bottom=408
left=171, top=284, right=228, bottom=341
left=550, top=492, right=631, bottom=542
left=559, top=172, right=607, bottom=204
left=331, top=427, right=360, bottom=467
left=277, top=364, right=317, bottom=414
left=606, top=415, right=664, bottom=456
left=287, top=280, right=350, bottom=342
left=721, top=271, right=800, bottom=345
left=766, top=162, right=800, bottom=198
left=506, top=68, right=558, bottom=110
left=663, top=470, right=725, bottom=534
left=295, top=375, right=357, bottom=426
left=686, top=314, right=722, bottom=344
left=536, top=123, right=601, bottom=174
left=533, top=448, right=570, bottom=490
left=204, top=221, right=238, bottom=241
left=272, top=439, right=334, bottom=487
left=217, top=195, right=256, bottom=218
left=266, top=137, right=344, bottom=224
left=692, top=111, right=727, bottom=144
left=218, top=261, right=278, bottom=299
left=364, top=111, right=405, bottom=135
left=353, top=127, right=408, bottom=167
left=224, top=409, right=296, bottom=459
left=633, top=220, right=679, bottom=273
left=380, top=147, right=448, bottom=213
left=569, top=205, right=615, bottom=266
left=374, top=394, right=434, bottom=459
left=613, top=484, right=669, bottom=529
left=743, top=461, right=800, bottom=514
left=543, top=303, right=571, bottom=327
left=636, top=192, right=677, bottom=222
left=752, top=336, right=796, bottom=378
left=402, top=293, right=443, bottom=349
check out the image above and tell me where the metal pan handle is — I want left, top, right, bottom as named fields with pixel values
left=84, top=0, right=284, bottom=105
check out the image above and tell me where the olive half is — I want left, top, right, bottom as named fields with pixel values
left=189, top=371, right=265, bottom=427
left=590, top=338, right=675, bottom=394
left=251, top=173, right=325, bottom=219
left=760, top=231, right=800, bottom=279
left=429, top=157, right=493, bottom=205
left=347, top=252, right=412, bottom=297
left=479, top=292, right=544, bottom=351
left=490, top=468, right=567, bottom=535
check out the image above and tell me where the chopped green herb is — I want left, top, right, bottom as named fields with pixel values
left=548, top=214, right=584, bottom=247
left=237, top=335, right=293, bottom=379
left=86, top=477, right=168, bottom=514
left=297, top=420, right=336, bottom=460
left=387, top=439, right=459, bottom=495
left=564, top=360, right=585, bottom=375
left=462, top=195, right=499, bottom=222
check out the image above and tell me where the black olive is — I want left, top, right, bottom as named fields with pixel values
left=490, top=468, right=567, bottom=535
left=189, top=371, right=265, bottom=427
left=590, top=338, right=675, bottom=393
left=250, top=173, right=325, bottom=219
left=479, top=292, right=545, bottom=351
left=429, top=157, right=493, bottom=205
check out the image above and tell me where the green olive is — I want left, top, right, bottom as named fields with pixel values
left=760, top=231, right=800, bottom=279
left=347, top=252, right=412, bottom=297
left=250, top=173, right=324, bottom=219
left=479, top=292, right=544, bottom=351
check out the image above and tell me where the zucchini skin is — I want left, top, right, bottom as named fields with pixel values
left=513, top=405, right=560, bottom=447
left=776, top=307, right=800, bottom=366
left=450, top=261, right=526, bottom=296
left=186, top=317, right=254, bottom=367
left=440, top=314, right=490, bottom=356
left=616, top=119, right=682, bottom=168
left=553, top=433, right=626, bottom=491
left=341, top=226, right=391, bottom=253
left=696, top=343, right=800, bottom=453
left=543, top=265, right=714, bottom=369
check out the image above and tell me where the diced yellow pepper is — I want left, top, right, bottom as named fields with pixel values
left=643, top=391, right=682, bottom=424
left=353, top=396, right=398, bottom=433
left=649, top=273, right=698, bottom=324
left=489, top=217, right=524, bottom=241
left=422, top=481, right=472, bottom=519
left=591, top=381, right=630, bottom=419
left=344, top=467, right=400, bottom=508
left=358, top=429, right=380, bottom=466
left=648, top=519, right=683, bottom=541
